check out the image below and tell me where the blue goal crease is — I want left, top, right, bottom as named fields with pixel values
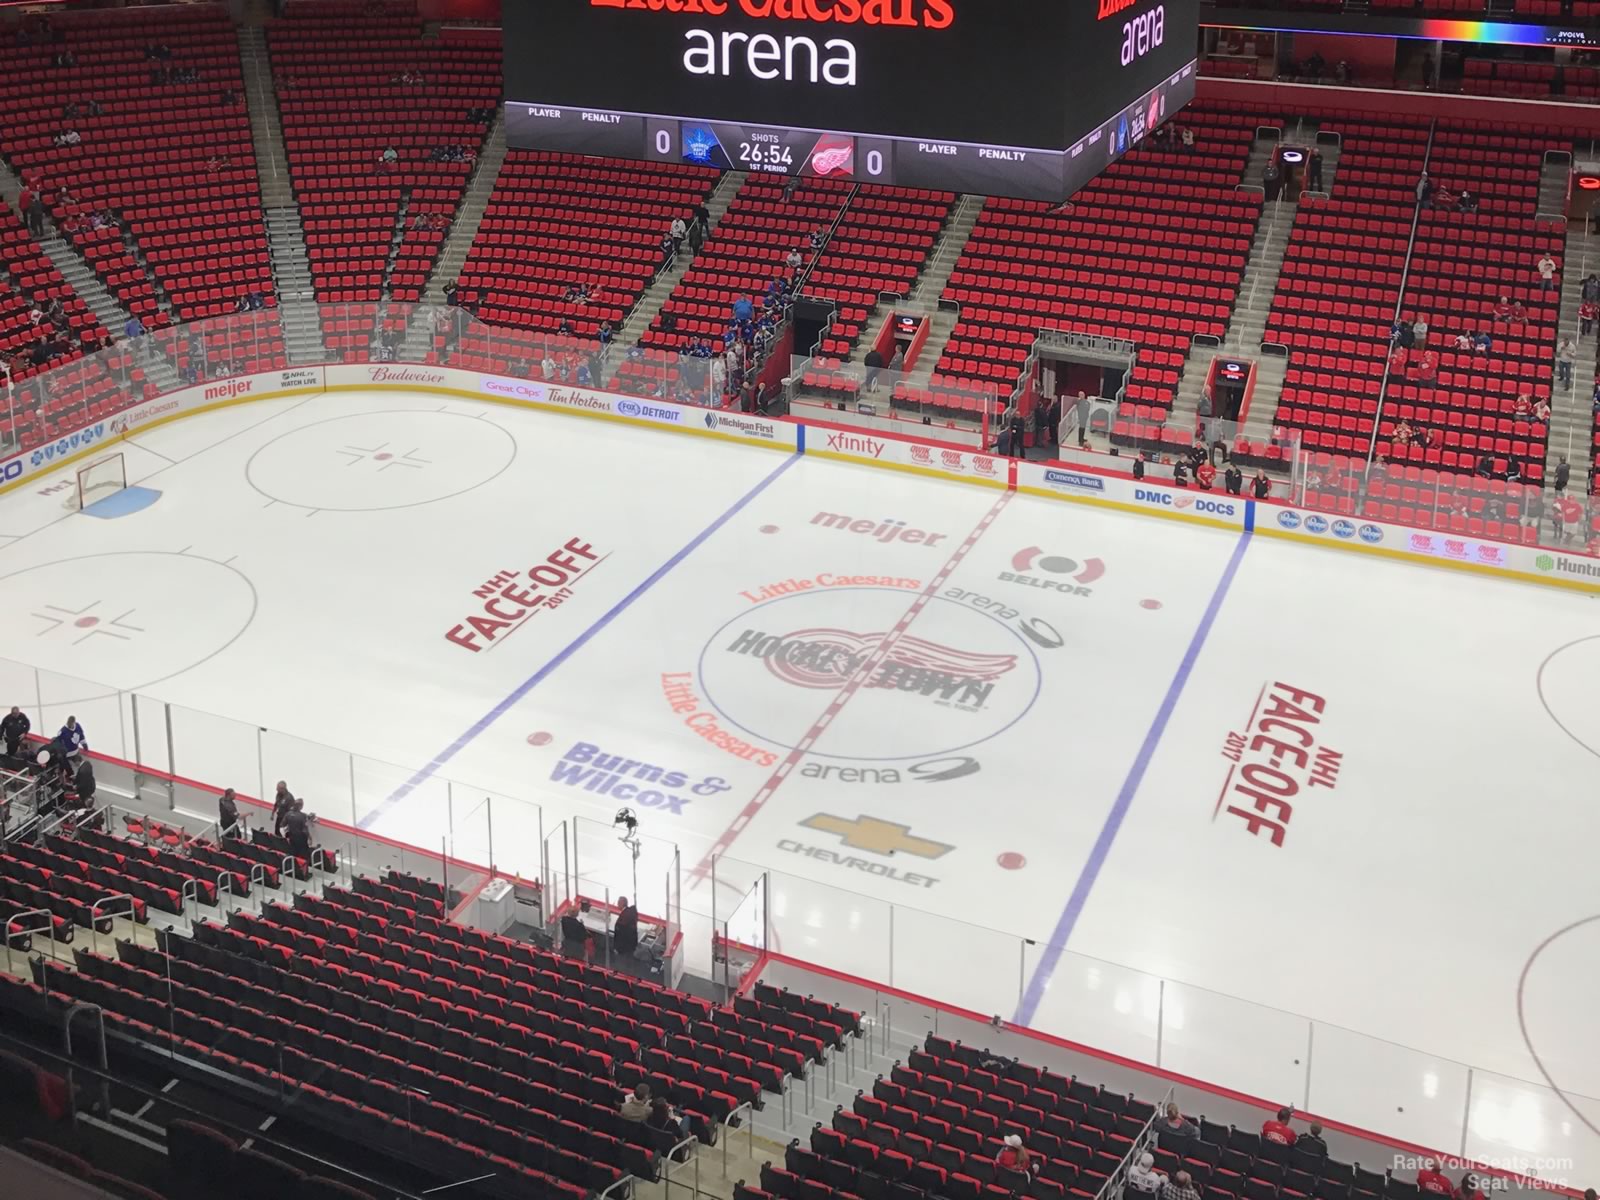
left=1012, top=528, right=1252, bottom=1028
left=356, top=449, right=803, bottom=831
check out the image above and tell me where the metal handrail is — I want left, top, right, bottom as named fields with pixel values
left=4, top=907, right=53, bottom=973
left=720, top=1101, right=754, bottom=1175
left=598, top=1172, right=636, bottom=1200
left=179, top=877, right=199, bottom=923
left=660, top=1132, right=701, bottom=1199
left=89, top=893, right=135, bottom=956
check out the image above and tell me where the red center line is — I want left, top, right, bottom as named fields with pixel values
left=688, top=490, right=1015, bottom=886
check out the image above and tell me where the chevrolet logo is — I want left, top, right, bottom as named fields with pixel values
left=799, top=814, right=954, bottom=859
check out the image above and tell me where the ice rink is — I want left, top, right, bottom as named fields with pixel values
left=0, top=388, right=1596, bottom=1180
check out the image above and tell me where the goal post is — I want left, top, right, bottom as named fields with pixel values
left=67, top=452, right=127, bottom=511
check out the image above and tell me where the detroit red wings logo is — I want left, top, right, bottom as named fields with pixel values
left=753, top=627, right=1016, bottom=690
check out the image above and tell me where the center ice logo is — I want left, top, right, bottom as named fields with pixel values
left=725, top=626, right=1016, bottom=708
left=696, top=587, right=1043, bottom=763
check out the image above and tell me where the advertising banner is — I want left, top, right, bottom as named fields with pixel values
left=1016, top=460, right=1250, bottom=528
left=0, top=366, right=325, bottom=494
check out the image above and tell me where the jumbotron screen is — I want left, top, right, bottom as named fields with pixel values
left=502, top=0, right=1199, bottom=201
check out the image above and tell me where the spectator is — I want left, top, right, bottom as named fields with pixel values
left=1555, top=492, right=1582, bottom=541
left=283, top=798, right=313, bottom=859
left=647, top=1098, right=691, bottom=1145
left=1473, top=330, right=1493, bottom=353
left=1128, top=1153, right=1167, bottom=1195
left=1008, top=410, right=1027, bottom=459
left=1172, top=460, right=1188, bottom=487
left=53, top=128, right=80, bottom=147
left=687, top=219, right=705, bottom=254
left=1252, top=470, right=1272, bottom=499
left=1534, top=396, right=1551, bottom=424
left=1224, top=463, right=1243, bottom=495
left=659, top=232, right=675, bottom=269
left=1262, top=160, right=1282, bottom=202
left=620, top=1084, right=652, bottom=1123
left=1558, top=336, right=1577, bottom=388
left=1555, top=456, right=1570, bottom=493
left=562, top=901, right=597, bottom=957
left=613, top=895, right=640, bottom=958
left=1456, top=189, right=1477, bottom=213
left=1180, top=127, right=1194, bottom=151
left=786, top=246, right=803, bottom=273
left=1537, top=252, right=1557, bottom=291
left=1261, top=1107, right=1298, bottom=1146
left=218, top=787, right=243, bottom=839
left=57, top=715, right=86, bottom=760
left=809, top=227, right=826, bottom=250
left=1513, top=391, right=1532, bottom=421
left=1412, top=317, right=1428, bottom=347
left=1585, top=273, right=1600, bottom=304
left=995, top=1135, right=1035, bottom=1190
left=1391, top=319, right=1414, bottom=349
left=1157, top=1103, right=1198, bottom=1147
left=379, top=145, right=397, bottom=169
left=1581, top=298, right=1597, bottom=338
left=669, top=215, right=687, bottom=255
left=1415, top=171, right=1432, bottom=206
left=782, top=175, right=800, bottom=204
left=1292, top=1126, right=1331, bottom=1158
left=2, top=705, right=29, bottom=762
left=271, top=780, right=296, bottom=837
left=1195, top=459, right=1217, bottom=491
left=1415, top=348, right=1438, bottom=382
left=598, top=320, right=614, bottom=349
left=1161, top=1171, right=1202, bottom=1200
left=1308, top=148, right=1323, bottom=191
left=1415, top=1161, right=1454, bottom=1197
left=72, top=757, right=95, bottom=809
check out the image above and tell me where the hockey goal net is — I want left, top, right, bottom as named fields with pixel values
left=66, top=453, right=127, bottom=511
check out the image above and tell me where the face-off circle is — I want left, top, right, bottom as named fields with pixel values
left=1518, top=914, right=1600, bottom=1134
left=1537, top=637, right=1600, bottom=760
left=246, top=410, right=517, bottom=511
left=0, top=551, right=258, bottom=693
left=697, top=587, right=1041, bottom=762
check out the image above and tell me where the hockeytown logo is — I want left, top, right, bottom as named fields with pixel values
left=725, top=627, right=1016, bottom=707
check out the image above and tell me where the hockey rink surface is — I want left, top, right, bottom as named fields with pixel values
left=0, top=388, right=1596, bottom=1179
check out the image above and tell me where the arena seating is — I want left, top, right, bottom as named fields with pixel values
left=267, top=1, right=500, bottom=312
left=641, top=175, right=843, bottom=359
left=935, top=104, right=1260, bottom=411
left=456, top=150, right=719, bottom=341
left=1264, top=110, right=1569, bottom=511
left=744, top=1032, right=1415, bottom=1200
left=0, top=6, right=273, bottom=323
left=805, top=184, right=955, bottom=358
left=1267, top=116, right=1427, bottom=460
left=0, top=199, right=105, bottom=357
left=0, top=844, right=862, bottom=1200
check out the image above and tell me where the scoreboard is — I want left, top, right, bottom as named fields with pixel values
left=503, top=0, right=1199, bottom=202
